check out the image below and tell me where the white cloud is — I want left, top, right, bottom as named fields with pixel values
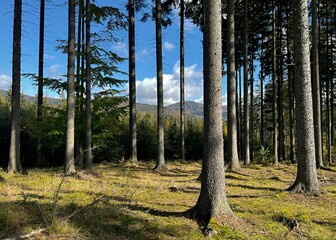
left=126, top=61, right=203, bottom=105
left=112, top=41, right=128, bottom=57
left=163, top=41, right=175, bottom=51
left=0, top=74, right=12, bottom=90
left=47, top=64, right=62, bottom=75
left=44, top=53, right=56, bottom=61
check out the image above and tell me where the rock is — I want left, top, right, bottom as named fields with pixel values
left=203, top=227, right=217, bottom=237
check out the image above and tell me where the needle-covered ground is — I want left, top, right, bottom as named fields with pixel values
left=0, top=162, right=335, bottom=239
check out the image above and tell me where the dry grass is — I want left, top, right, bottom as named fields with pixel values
left=0, top=161, right=335, bottom=239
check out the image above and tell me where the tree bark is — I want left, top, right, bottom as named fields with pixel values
left=8, top=0, right=22, bottom=174
left=312, top=0, right=323, bottom=168
left=288, top=0, right=319, bottom=194
left=243, top=0, right=250, bottom=165
left=65, top=0, right=76, bottom=175
left=186, top=0, right=232, bottom=227
left=227, top=0, right=241, bottom=170
left=85, top=0, right=92, bottom=170
left=154, top=0, right=166, bottom=170
left=272, top=0, right=278, bottom=165
left=180, top=0, right=185, bottom=162
left=128, top=0, right=138, bottom=163
left=36, top=0, right=45, bottom=167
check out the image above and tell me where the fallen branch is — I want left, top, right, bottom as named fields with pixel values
left=3, top=228, right=47, bottom=240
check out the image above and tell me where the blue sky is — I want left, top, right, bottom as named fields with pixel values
left=0, top=0, right=228, bottom=105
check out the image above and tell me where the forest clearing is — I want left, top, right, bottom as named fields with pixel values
left=1, top=162, right=335, bottom=239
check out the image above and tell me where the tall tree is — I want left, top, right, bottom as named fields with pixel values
left=180, top=0, right=185, bottom=162
left=227, top=0, right=240, bottom=170
left=65, top=0, right=76, bottom=175
left=7, top=0, right=22, bottom=173
left=36, top=0, right=45, bottom=166
left=85, top=0, right=92, bottom=170
left=243, top=0, right=250, bottom=165
left=128, top=0, right=138, bottom=163
left=288, top=0, right=319, bottom=194
left=187, top=0, right=232, bottom=228
left=312, top=0, right=323, bottom=168
left=272, top=0, right=278, bottom=165
left=154, top=0, right=166, bottom=170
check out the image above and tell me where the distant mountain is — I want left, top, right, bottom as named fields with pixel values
left=0, top=90, right=227, bottom=118
left=137, top=101, right=227, bottom=119
left=0, top=90, right=60, bottom=106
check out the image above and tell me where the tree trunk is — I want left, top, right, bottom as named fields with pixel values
left=272, top=0, right=278, bottom=165
left=186, top=0, right=232, bottom=227
left=250, top=48, right=254, bottom=163
left=8, top=0, right=22, bottom=174
left=260, top=48, right=264, bottom=148
left=180, top=0, right=185, bottom=162
left=128, top=0, right=138, bottom=163
left=312, top=0, right=323, bottom=168
left=227, top=0, right=240, bottom=170
left=288, top=0, right=319, bottom=194
left=76, top=0, right=84, bottom=167
left=65, top=0, right=76, bottom=175
left=36, top=0, right=45, bottom=167
left=243, top=0, right=250, bottom=165
left=85, top=0, right=92, bottom=170
left=154, top=0, right=166, bottom=170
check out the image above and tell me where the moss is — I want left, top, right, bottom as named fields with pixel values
left=0, top=162, right=335, bottom=239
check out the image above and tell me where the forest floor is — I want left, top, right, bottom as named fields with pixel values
left=0, top=161, right=335, bottom=240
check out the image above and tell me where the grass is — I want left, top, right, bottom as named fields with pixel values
left=0, top=161, right=335, bottom=239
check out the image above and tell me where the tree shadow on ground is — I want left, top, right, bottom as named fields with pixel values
left=0, top=199, right=195, bottom=240
left=227, top=183, right=283, bottom=192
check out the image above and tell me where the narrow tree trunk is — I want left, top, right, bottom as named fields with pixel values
left=239, top=65, right=243, bottom=159
left=326, top=0, right=332, bottom=163
left=260, top=49, right=264, bottom=147
left=65, top=0, right=76, bottom=175
left=288, top=0, right=319, bottom=194
left=243, top=0, right=250, bottom=165
left=227, top=0, right=240, bottom=170
left=85, top=0, right=92, bottom=170
left=154, top=0, right=166, bottom=170
left=186, top=0, right=232, bottom=227
left=312, top=0, right=323, bottom=168
left=250, top=49, right=254, bottom=163
left=272, top=0, right=278, bottom=165
left=8, top=0, right=22, bottom=174
left=36, top=0, right=45, bottom=167
left=180, top=0, right=185, bottom=162
left=76, top=0, right=84, bottom=167
left=128, top=0, right=138, bottom=163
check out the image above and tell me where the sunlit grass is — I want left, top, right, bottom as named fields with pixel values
left=0, top=161, right=335, bottom=239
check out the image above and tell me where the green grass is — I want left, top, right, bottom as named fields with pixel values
left=0, top=162, right=335, bottom=239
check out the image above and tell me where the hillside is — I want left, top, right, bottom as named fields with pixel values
left=137, top=101, right=227, bottom=119
left=0, top=90, right=227, bottom=118
left=0, top=90, right=60, bottom=106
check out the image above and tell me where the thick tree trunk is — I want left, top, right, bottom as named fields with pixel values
left=65, top=0, right=76, bottom=175
left=186, top=0, right=232, bottom=227
left=243, top=0, right=250, bottom=165
left=260, top=49, right=264, bottom=148
left=154, top=0, right=166, bottom=171
left=312, top=0, right=323, bottom=168
left=250, top=50, right=254, bottom=163
left=85, top=0, right=92, bottom=170
left=36, top=0, right=45, bottom=167
left=180, top=0, right=185, bottom=162
left=8, top=0, right=22, bottom=174
left=272, top=0, right=278, bottom=165
left=288, top=0, right=319, bottom=194
left=227, top=0, right=240, bottom=170
left=128, top=0, right=138, bottom=163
